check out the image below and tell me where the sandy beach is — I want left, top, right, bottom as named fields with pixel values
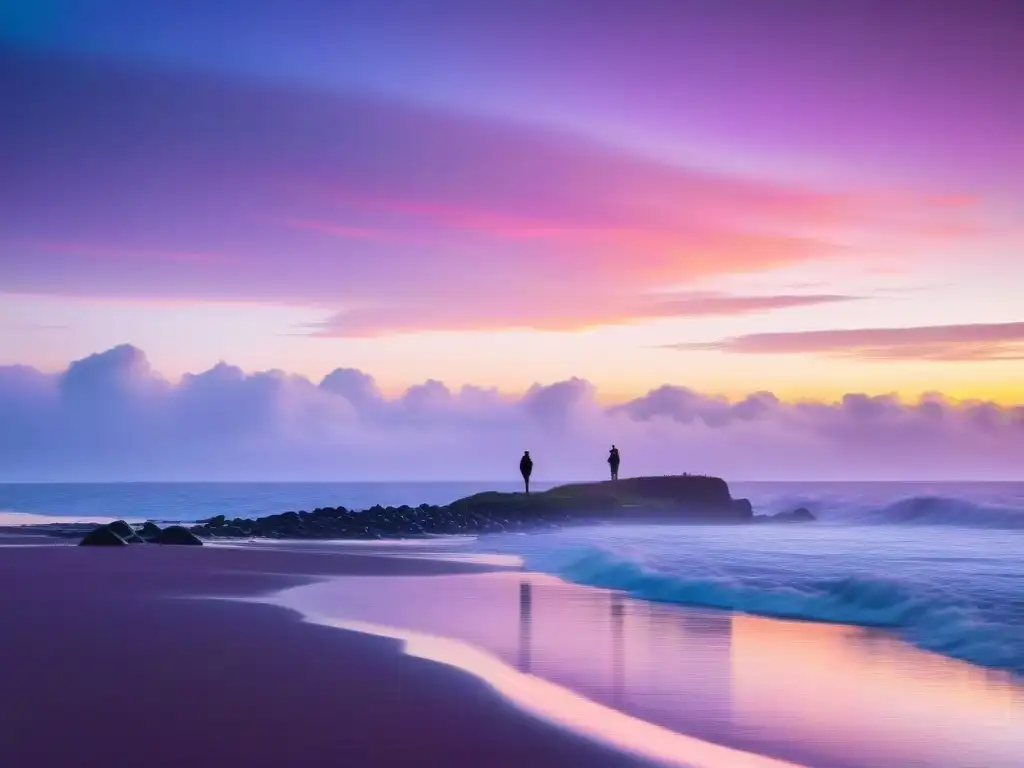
left=0, top=543, right=651, bottom=768
left=3, top=539, right=1022, bottom=768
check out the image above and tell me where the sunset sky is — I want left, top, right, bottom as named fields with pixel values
left=2, top=1, right=1023, bottom=479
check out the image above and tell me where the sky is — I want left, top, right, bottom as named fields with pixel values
left=1, top=1, right=1023, bottom=479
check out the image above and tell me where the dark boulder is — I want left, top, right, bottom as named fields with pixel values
left=154, top=525, right=204, bottom=546
left=79, top=527, right=128, bottom=546
left=102, top=520, right=145, bottom=543
left=104, top=520, right=145, bottom=543
left=106, top=520, right=133, bottom=538
left=311, top=507, right=341, bottom=518
left=136, top=521, right=163, bottom=541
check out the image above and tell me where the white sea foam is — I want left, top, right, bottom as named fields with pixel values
left=475, top=489, right=1024, bottom=676
left=535, top=545, right=1023, bottom=674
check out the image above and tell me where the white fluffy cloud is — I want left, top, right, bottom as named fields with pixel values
left=0, top=345, right=1021, bottom=481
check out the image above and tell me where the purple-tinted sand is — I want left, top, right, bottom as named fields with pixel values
left=4, top=541, right=1021, bottom=768
left=0, top=545, right=649, bottom=768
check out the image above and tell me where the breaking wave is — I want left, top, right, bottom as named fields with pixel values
left=523, top=544, right=1024, bottom=676
left=839, top=495, right=1024, bottom=529
left=747, top=490, right=1024, bottom=530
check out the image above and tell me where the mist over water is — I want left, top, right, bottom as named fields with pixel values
left=733, top=481, right=1024, bottom=529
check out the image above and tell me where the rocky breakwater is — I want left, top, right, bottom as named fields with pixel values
left=189, top=475, right=798, bottom=541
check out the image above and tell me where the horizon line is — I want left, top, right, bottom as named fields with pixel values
left=2, top=478, right=1022, bottom=485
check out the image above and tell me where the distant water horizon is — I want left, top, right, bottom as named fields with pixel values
left=2, top=479, right=1023, bottom=524
left=0, top=480, right=554, bottom=525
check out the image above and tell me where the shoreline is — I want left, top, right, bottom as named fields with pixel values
left=0, top=540, right=802, bottom=767
left=5, top=522, right=1023, bottom=682
left=266, top=555, right=1024, bottom=768
left=282, top=612, right=804, bottom=768
left=2, top=541, right=1021, bottom=767
left=0, top=544, right=652, bottom=768
left=5, top=522, right=1023, bottom=681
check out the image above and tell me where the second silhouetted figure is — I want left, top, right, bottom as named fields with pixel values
left=608, top=445, right=620, bottom=481
left=520, top=451, right=534, bottom=494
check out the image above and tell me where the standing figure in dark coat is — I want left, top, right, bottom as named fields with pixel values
left=520, top=451, right=534, bottom=494
left=608, top=445, right=620, bottom=481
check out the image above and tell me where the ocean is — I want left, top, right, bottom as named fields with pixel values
left=3, top=480, right=1022, bottom=678
left=0, top=480, right=549, bottom=525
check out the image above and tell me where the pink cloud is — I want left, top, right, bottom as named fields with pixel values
left=320, top=183, right=970, bottom=248
left=312, top=292, right=858, bottom=336
left=0, top=345, right=1020, bottom=481
left=674, top=322, right=1024, bottom=361
left=2, top=52, right=986, bottom=333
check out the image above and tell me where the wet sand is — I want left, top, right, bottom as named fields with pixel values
left=0, top=544, right=650, bottom=768
left=4, top=541, right=1021, bottom=767
left=274, top=568, right=1024, bottom=768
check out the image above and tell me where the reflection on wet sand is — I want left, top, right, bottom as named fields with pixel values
left=275, top=571, right=1024, bottom=768
left=611, top=592, right=624, bottom=706
left=519, top=581, right=532, bottom=673
left=519, top=585, right=628, bottom=708
left=729, top=614, right=1024, bottom=767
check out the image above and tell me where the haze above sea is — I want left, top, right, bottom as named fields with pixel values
left=2, top=480, right=1022, bottom=526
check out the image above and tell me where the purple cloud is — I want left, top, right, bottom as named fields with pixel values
left=0, top=346, right=1020, bottom=482
left=673, top=322, right=1024, bottom=361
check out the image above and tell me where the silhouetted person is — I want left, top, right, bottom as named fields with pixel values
left=608, top=445, right=620, bottom=481
left=520, top=450, right=534, bottom=494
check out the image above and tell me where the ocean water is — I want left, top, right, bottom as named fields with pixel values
left=4, top=480, right=1023, bottom=678
left=0, top=480, right=550, bottom=524
left=275, top=570, right=1024, bottom=768
left=475, top=481, right=1024, bottom=677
